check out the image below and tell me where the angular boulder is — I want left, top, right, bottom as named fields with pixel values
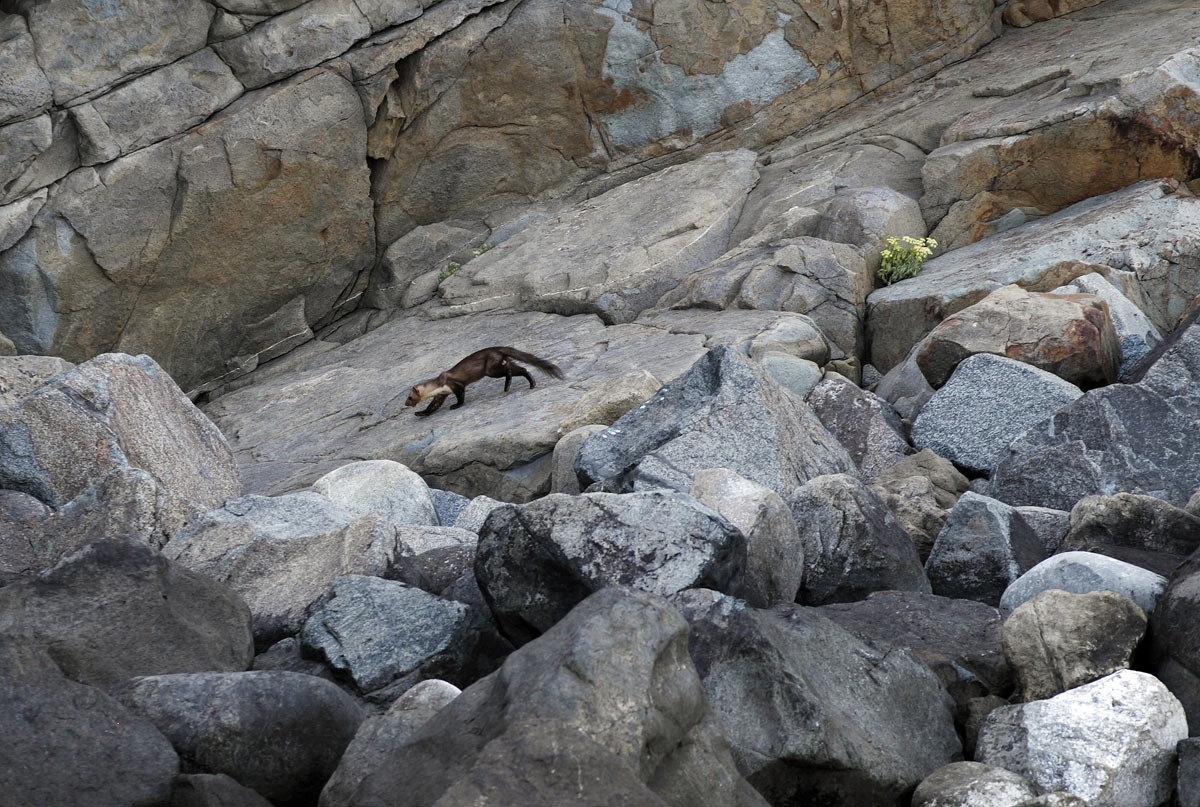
left=575, top=345, right=855, bottom=497
left=387, top=524, right=478, bottom=595
left=1058, top=493, right=1200, bottom=577
left=1050, top=272, right=1162, bottom=380
left=911, top=762, right=1038, bottom=807
left=807, top=372, right=914, bottom=481
left=117, top=670, right=364, bottom=807
left=475, top=490, right=745, bottom=645
left=1000, top=551, right=1167, bottom=618
left=678, top=590, right=961, bottom=806
left=975, top=670, right=1186, bottom=806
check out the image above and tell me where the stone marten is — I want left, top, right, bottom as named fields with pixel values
left=405, top=346, right=564, bottom=416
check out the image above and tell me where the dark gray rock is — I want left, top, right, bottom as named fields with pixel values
left=551, top=424, right=608, bottom=494
left=806, top=372, right=913, bottom=481
left=1000, top=551, right=1166, bottom=617
left=677, top=590, right=961, bottom=806
left=116, top=670, right=364, bottom=807
left=300, top=575, right=482, bottom=700
left=346, top=587, right=769, bottom=807
left=1003, top=589, right=1146, bottom=702
left=252, top=636, right=338, bottom=683
left=0, top=538, right=254, bottom=689
left=171, top=774, right=275, bottom=807
left=787, top=473, right=930, bottom=605
left=163, top=492, right=398, bottom=649
left=320, top=679, right=461, bottom=807
left=989, top=318, right=1200, bottom=510
left=388, top=524, right=477, bottom=595
left=911, top=762, right=1038, bottom=807
left=1059, top=493, right=1200, bottom=576
left=875, top=345, right=936, bottom=422
left=429, top=488, right=470, bottom=526
left=1150, top=550, right=1200, bottom=732
left=0, top=635, right=180, bottom=807
left=1014, top=506, right=1071, bottom=555
left=925, top=493, right=1044, bottom=607
left=0, top=488, right=45, bottom=574
left=818, top=590, right=1011, bottom=703
left=574, top=345, right=854, bottom=498
left=475, top=490, right=745, bottom=645
left=912, top=354, right=1082, bottom=475
left=1179, top=737, right=1200, bottom=807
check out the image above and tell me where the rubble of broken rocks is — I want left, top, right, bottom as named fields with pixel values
left=3, top=298, right=1200, bottom=806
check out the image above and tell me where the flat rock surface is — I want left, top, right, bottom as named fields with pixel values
left=203, top=310, right=708, bottom=500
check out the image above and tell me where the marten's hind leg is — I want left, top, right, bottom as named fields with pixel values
left=448, top=382, right=467, bottom=409
left=511, top=363, right=535, bottom=389
left=416, top=393, right=448, bottom=416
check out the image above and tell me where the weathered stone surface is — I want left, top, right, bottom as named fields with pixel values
left=117, top=671, right=364, bottom=806
left=0, top=110, right=79, bottom=206
left=555, top=370, right=662, bottom=435
left=926, top=493, right=1044, bottom=607
left=0, top=353, right=241, bottom=509
left=0, top=354, right=73, bottom=407
left=162, top=492, right=396, bottom=648
left=388, top=524, right=478, bottom=594
left=635, top=308, right=832, bottom=366
left=0, top=636, right=179, bottom=807
left=311, top=460, right=437, bottom=528
left=71, top=49, right=244, bottom=165
left=300, top=575, right=481, bottom=697
left=475, top=490, right=745, bottom=645
left=1003, top=0, right=1104, bottom=26
left=914, top=285, right=1120, bottom=389
left=1051, top=272, right=1163, bottom=380
left=759, top=353, right=824, bottom=400
left=364, top=222, right=486, bottom=310
left=429, top=487, right=470, bottom=526
left=690, top=468, right=804, bottom=608
left=1003, top=588, right=1146, bottom=702
left=819, top=590, right=1010, bottom=701
left=813, top=186, right=927, bottom=274
left=976, top=670, right=1186, bottom=806
left=436, top=150, right=758, bottom=325
left=204, top=311, right=708, bottom=500
left=348, top=587, right=768, bottom=807
left=678, top=590, right=960, bottom=806
left=551, top=425, right=608, bottom=495
left=214, top=0, right=371, bottom=89
left=1000, top=551, right=1167, bottom=618
left=24, top=0, right=214, bottom=104
left=0, top=538, right=254, bottom=690
left=1148, top=550, right=1200, bottom=731
left=867, top=182, right=1200, bottom=372
left=1014, top=506, right=1071, bottom=555
left=320, top=679, right=462, bottom=807
left=658, top=236, right=872, bottom=360
left=787, top=473, right=930, bottom=605
left=912, top=354, right=1082, bottom=474
left=0, top=189, right=48, bottom=254
left=452, top=494, right=506, bottom=532
left=911, top=762, right=1038, bottom=807
left=1058, top=493, right=1200, bottom=576
left=989, top=317, right=1200, bottom=510
left=0, top=15, right=51, bottom=125
left=575, top=345, right=855, bottom=498
left=807, top=372, right=913, bottom=480
left=0, top=69, right=373, bottom=392
left=875, top=345, right=937, bottom=422
left=873, top=449, right=970, bottom=510
left=0, top=489, right=44, bottom=575
left=870, top=474, right=946, bottom=562
left=170, top=774, right=275, bottom=807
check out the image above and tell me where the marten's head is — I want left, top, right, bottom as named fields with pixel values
left=405, top=380, right=443, bottom=407
left=404, top=385, right=424, bottom=407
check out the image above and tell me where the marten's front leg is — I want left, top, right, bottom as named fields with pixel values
left=416, top=393, right=448, bottom=416
left=448, top=383, right=467, bottom=409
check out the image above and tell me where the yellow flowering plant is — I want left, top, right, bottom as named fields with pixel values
left=878, top=236, right=937, bottom=285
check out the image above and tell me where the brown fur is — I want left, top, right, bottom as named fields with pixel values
left=405, top=346, right=563, bottom=416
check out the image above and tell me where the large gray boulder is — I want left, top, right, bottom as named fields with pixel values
left=911, top=762, right=1039, bottom=807
left=346, top=587, right=769, bottom=807
left=1000, top=551, right=1167, bottom=618
left=575, top=345, right=855, bottom=497
left=787, top=473, right=930, bottom=605
left=162, top=492, right=397, bottom=648
left=436, top=150, right=759, bottom=324
left=0, top=538, right=254, bottom=689
left=1148, top=550, right=1200, bottom=731
left=0, top=353, right=240, bottom=509
left=310, top=460, right=437, bottom=528
left=678, top=590, right=961, bottom=806
left=806, top=372, right=913, bottom=481
left=975, top=670, right=1186, bottom=806
left=1050, top=272, right=1163, bottom=380
left=989, top=314, right=1200, bottom=510
left=1003, top=589, right=1146, bottom=702
left=0, top=635, right=180, bottom=807
left=1058, top=492, right=1200, bottom=576
left=925, top=493, right=1044, bottom=607
left=117, top=670, right=364, bottom=806
left=299, top=575, right=482, bottom=700
left=475, top=490, right=745, bottom=645
left=911, top=354, right=1082, bottom=475
left=388, top=524, right=478, bottom=595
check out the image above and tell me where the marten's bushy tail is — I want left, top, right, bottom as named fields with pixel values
left=500, top=347, right=564, bottom=379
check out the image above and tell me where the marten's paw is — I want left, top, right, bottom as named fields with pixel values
left=415, top=409, right=433, bottom=417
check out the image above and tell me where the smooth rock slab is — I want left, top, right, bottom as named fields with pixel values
left=475, top=490, right=745, bottom=645
left=300, top=575, right=481, bottom=697
left=311, top=459, right=437, bottom=527
left=912, top=354, right=1082, bottom=475
left=575, top=345, right=855, bottom=498
left=975, top=670, right=1186, bottom=807
left=0, top=636, right=179, bottom=807
left=117, top=671, right=364, bottom=806
left=1000, top=551, right=1167, bottom=617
